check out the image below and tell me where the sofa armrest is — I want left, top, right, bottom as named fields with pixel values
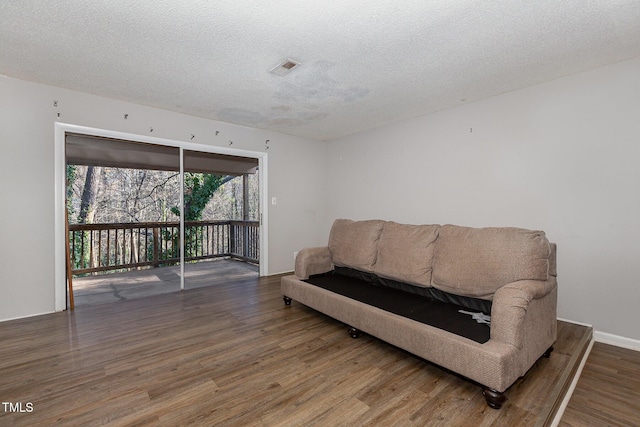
left=294, top=246, right=333, bottom=279
left=490, top=278, right=557, bottom=350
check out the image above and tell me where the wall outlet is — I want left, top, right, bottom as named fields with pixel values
left=294, top=251, right=298, bottom=262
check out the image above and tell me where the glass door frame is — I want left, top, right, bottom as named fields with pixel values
left=54, top=122, right=268, bottom=311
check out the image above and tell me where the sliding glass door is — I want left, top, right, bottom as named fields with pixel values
left=63, top=133, right=260, bottom=305
left=182, top=150, right=259, bottom=290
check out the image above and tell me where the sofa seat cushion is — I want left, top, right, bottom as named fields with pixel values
left=432, top=225, right=551, bottom=299
left=304, top=272, right=490, bottom=343
left=328, top=219, right=385, bottom=273
left=374, top=221, right=440, bottom=287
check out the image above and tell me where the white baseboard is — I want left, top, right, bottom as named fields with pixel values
left=557, top=317, right=593, bottom=328
left=594, top=331, right=640, bottom=351
left=558, top=317, right=640, bottom=352
left=0, top=310, right=57, bottom=323
left=266, top=270, right=294, bottom=277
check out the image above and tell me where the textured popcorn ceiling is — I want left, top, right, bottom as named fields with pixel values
left=1, top=1, right=640, bottom=140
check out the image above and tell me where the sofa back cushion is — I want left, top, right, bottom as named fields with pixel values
left=374, top=222, right=440, bottom=287
left=432, top=225, right=551, bottom=299
left=329, top=219, right=385, bottom=273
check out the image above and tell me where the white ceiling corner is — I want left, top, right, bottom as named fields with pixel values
left=1, top=1, right=640, bottom=141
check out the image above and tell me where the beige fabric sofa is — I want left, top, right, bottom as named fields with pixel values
left=281, top=219, right=557, bottom=409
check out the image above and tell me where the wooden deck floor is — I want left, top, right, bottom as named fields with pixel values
left=71, top=258, right=259, bottom=306
left=2, top=273, right=593, bottom=426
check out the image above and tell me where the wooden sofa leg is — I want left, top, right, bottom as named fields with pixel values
left=543, top=346, right=554, bottom=358
left=482, top=388, right=506, bottom=409
left=347, top=326, right=361, bottom=339
left=283, top=296, right=292, bottom=306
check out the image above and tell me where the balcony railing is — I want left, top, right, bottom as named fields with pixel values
left=68, top=220, right=259, bottom=276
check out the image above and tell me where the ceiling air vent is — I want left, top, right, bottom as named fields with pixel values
left=269, top=58, right=301, bottom=76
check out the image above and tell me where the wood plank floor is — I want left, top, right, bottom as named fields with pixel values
left=1, top=273, right=592, bottom=426
left=559, top=342, right=640, bottom=426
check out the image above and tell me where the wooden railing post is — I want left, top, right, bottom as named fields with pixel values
left=243, top=224, right=249, bottom=259
left=153, top=226, right=159, bottom=268
left=229, top=222, right=236, bottom=257
left=243, top=174, right=250, bottom=259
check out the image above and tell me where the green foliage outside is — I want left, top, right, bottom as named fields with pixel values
left=171, top=173, right=225, bottom=221
left=171, top=173, right=225, bottom=258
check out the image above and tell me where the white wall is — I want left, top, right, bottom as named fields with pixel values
left=325, top=56, right=640, bottom=342
left=0, top=76, right=327, bottom=321
left=4, top=54, right=640, bottom=342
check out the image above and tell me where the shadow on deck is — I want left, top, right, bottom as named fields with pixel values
left=70, top=258, right=259, bottom=306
